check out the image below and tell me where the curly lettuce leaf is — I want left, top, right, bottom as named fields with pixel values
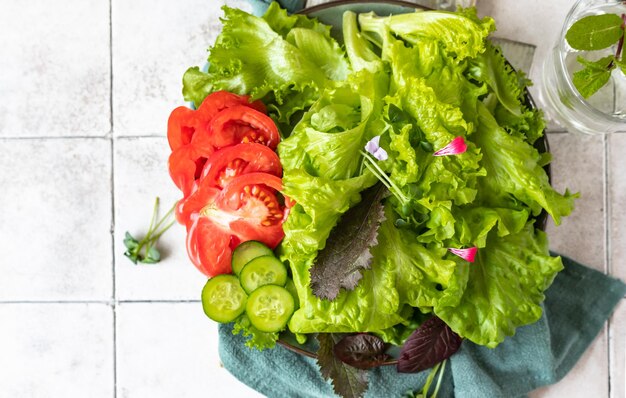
left=388, top=79, right=486, bottom=210
left=278, top=70, right=387, bottom=180
left=473, top=102, right=576, bottom=224
left=494, top=104, right=546, bottom=144
left=418, top=206, right=529, bottom=248
left=232, top=314, right=279, bottom=351
left=284, top=202, right=468, bottom=336
left=182, top=4, right=348, bottom=125
left=435, top=223, right=563, bottom=348
left=467, top=41, right=525, bottom=116
left=372, top=205, right=468, bottom=311
left=358, top=8, right=494, bottom=61
left=279, top=171, right=405, bottom=335
left=343, top=11, right=385, bottom=74
left=261, top=1, right=329, bottom=37
left=280, top=171, right=377, bottom=257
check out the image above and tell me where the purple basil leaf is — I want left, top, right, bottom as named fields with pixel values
left=316, top=334, right=369, bottom=398
left=334, top=333, right=391, bottom=370
left=310, top=184, right=387, bottom=300
left=397, top=316, right=462, bottom=373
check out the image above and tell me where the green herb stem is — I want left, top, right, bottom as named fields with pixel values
left=431, top=360, right=447, bottom=398
left=616, top=14, right=626, bottom=60
left=123, top=197, right=177, bottom=264
left=608, top=13, right=626, bottom=69
left=360, top=150, right=410, bottom=204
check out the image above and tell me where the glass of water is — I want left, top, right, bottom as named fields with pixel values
left=540, top=0, right=626, bottom=134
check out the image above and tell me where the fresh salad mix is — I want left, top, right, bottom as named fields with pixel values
left=166, top=3, right=577, bottom=397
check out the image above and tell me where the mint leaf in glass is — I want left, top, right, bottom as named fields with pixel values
left=573, top=55, right=616, bottom=98
left=565, top=14, right=623, bottom=51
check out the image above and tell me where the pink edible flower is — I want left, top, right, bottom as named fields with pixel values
left=448, top=247, right=477, bottom=263
left=433, top=136, right=467, bottom=156
left=364, top=135, right=388, bottom=161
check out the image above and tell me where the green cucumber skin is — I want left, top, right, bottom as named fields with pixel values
left=201, top=275, right=248, bottom=323
left=231, top=240, right=274, bottom=276
left=246, top=285, right=295, bottom=332
left=239, top=255, right=288, bottom=294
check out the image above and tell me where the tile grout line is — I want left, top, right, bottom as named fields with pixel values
left=109, top=0, right=117, bottom=397
left=0, top=136, right=111, bottom=141
left=604, top=133, right=613, bottom=397
left=0, top=300, right=201, bottom=304
left=0, top=135, right=166, bottom=140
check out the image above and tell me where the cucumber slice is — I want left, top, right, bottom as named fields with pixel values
left=231, top=240, right=274, bottom=276
left=201, top=275, right=247, bottom=323
left=246, top=285, right=295, bottom=332
left=239, top=255, right=288, bottom=294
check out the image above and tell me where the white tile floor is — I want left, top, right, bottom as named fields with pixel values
left=0, top=0, right=623, bottom=397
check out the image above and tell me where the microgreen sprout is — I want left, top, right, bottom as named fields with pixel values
left=123, top=197, right=176, bottom=264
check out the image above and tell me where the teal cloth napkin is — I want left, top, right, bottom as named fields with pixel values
left=218, top=255, right=626, bottom=397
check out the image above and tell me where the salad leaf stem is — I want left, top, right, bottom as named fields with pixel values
left=361, top=150, right=409, bottom=205
left=608, top=13, right=626, bottom=69
left=403, top=360, right=447, bottom=398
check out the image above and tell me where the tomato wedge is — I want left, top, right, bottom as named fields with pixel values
left=167, top=106, right=201, bottom=151
left=186, top=215, right=233, bottom=277
left=216, top=173, right=286, bottom=249
left=168, top=145, right=215, bottom=197
left=183, top=172, right=288, bottom=276
left=196, top=90, right=266, bottom=121
left=201, top=143, right=282, bottom=188
left=209, top=106, right=280, bottom=150
left=167, top=92, right=268, bottom=197
left=176, top=144, right=283, bottom=224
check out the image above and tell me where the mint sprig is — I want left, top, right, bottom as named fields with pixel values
left=123, top=197, right=176, bottom=264
left=565, top=12, right=626, bottom=99
left=572, top=55, right=615, bottom=98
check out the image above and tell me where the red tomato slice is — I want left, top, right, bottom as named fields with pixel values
left=175, top=184, right=221, bottom=226
left=215, top=173, right=286, bottom=249
left=169, top=92, right=264, bottom=152
left=168, top=145, right=214, bottom=197
left=196, top=90, right=266, bottom=121
left=201, top=143, right=282, bottom=189
left=167, top=107, right=201, bottom=151
left=183, top=172, right=288, bottom=276
left=217, top=172, right=283, bottom=209
left=167, top=92, right=268, bottom=195
left=209, top=106, right=280, bottom=150
left=176, top=145, right=283, bottom=225
left=186, top=215, right=233, bottom=277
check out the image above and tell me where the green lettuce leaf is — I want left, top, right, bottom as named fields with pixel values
left=278, top=70, right=387, bottom=180
left=343, top=11, right=385, bottom=74
left=358, top=8, right=494, bottom=61
left=473, top=102, right=576, bottom=224
left=182, top=3, right=348, bottom=125
left=467, top=41, right=525, bottom=116
left=435, top=223, right=563, bottom=348
left=232, top=314, right=279, bottom=351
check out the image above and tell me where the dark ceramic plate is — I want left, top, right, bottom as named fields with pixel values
left=276, top=0, right=550, bottom=365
